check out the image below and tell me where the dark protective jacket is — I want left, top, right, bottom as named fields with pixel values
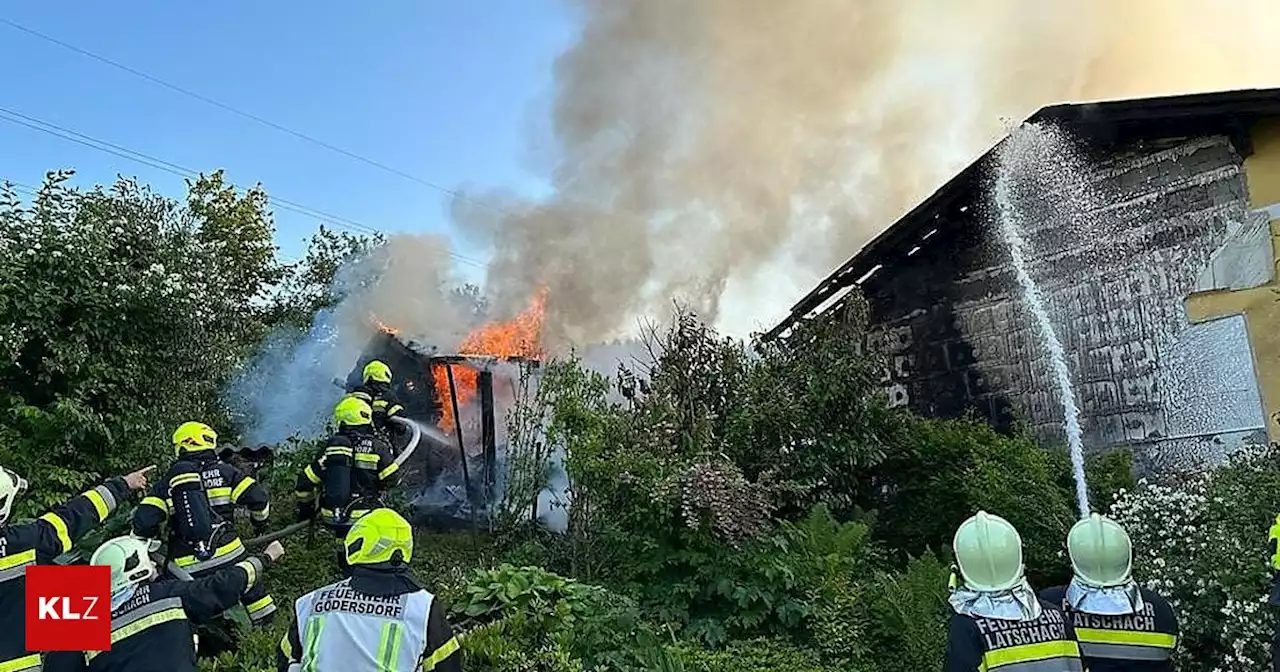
left=1040, top=584, right=1179, bottom=671
left=349, top=382, right=405, bottom=431
left=43, top=556, right=269, bottom=672
left=277, top=566, right=461, bottom=672
left=134, top=456, right=245, bottom=575
left=295, top=428, right=401, bottom=528
left=944, top=599, right=1084, bottom=672
left=0, top=477, right=132, bottom=672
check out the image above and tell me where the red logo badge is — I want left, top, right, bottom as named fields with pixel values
left=25, top=565, right=111, bottom=651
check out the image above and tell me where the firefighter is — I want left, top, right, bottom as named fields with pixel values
left=294, top=396, right=401, bottom=540
left=277, top=508, right=460, bottom=672
left=1267, top=512, right=1280, bottom=671
left=348, top=360, right=406, bottom=443
left=944, top=511, right=1084, bottom=672
left=43, top=535, right=285, bottom=672
left=1040, top=514, right=1178, bottom=670
left=0, top=463, right=153, bottom=672
left=133, top=421, right=278, bottom=627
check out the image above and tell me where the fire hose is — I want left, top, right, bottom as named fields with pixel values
left=236, top=416, right=420, bottom=550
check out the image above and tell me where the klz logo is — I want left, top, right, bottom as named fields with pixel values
left=26, top=565, right=111, bottom=651
left=38, top=596, right=101, bottom=619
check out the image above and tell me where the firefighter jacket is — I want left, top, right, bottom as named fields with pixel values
left=277, top=566, right=461, bottom=672
left=182, top=453, right=269, bottom=530
left=295, top=428, right=400, bottom=528
left=134, top=458, right=245, bottom=576
left=0, top=477, right=131, bottom=672
left=1041, top=584, right=1179, bottom=671
left=349, top=382, right=405, bottom=430
left=944, top=599, right=1084, bottom=672
left=43, top=555, right=270, bottom=672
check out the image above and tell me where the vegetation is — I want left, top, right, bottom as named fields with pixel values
left=4, top=169, right=1255, bottom=671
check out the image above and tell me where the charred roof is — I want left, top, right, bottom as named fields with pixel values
left=761, top=87, right=1280, bottom=343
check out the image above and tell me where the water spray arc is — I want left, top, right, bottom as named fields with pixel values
left=993, top=126, right=1091, bottom=518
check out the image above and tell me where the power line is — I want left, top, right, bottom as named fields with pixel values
left=0, top=16, right=510, bottom=218
left=0, top=105, right=485, bottom=268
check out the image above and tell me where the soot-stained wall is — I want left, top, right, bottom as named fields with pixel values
left=859, top=133, right=1268, bottom=470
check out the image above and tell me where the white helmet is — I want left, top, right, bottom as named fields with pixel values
left=91, top=536, right=159, bottom=593
left=953, top=511, right=1025, bottom=592
left=0, top=467, right=29, bottom=526
left=1067, top=514, right=1133, bottom=587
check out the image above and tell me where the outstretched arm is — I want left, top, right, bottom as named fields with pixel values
left=34, top=474, right=136, bottom=559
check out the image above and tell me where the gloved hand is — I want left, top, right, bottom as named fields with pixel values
left=193, top=540, right=213, bottom=562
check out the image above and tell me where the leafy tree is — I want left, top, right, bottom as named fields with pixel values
left=0, top=170, right=338, bottom=508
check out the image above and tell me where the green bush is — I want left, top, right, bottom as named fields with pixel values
left=453, top=564, right=680, bottom=671
left=675, top=637, right=829, bottom=672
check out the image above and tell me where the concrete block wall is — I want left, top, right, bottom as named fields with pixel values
left=858, top=133, right=1268, bottom=466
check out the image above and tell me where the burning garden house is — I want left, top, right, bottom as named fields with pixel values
left=349, top=290, right=563, bottom=529
left=763, top=88, right=1280, bottom=473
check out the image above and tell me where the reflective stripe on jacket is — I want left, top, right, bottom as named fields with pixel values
left=1039, top=584, right=1179, bottom=672
left=944, top=599, right=1084, bottom=672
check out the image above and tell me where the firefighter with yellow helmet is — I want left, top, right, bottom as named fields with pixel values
left=278, top=508, right=460, bottom=671
left=134, top=420, right=278, bottom=627
left=294, top=397, right=401, bottom=537
left=944, top=511, right=1084, bottom=672
left=1040, top=514, right=1178, bottom=670
left=348, top=360, right=406, bottom=439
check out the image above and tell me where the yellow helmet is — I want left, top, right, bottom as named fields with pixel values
left=362, top=360, right=392, bottom=384
left=334, top=396, right=373, bottom=427
left=344, top=508, right=413, bottom=566
left=173, top=421, right=217, bottom=457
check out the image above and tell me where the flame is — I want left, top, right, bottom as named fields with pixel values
left=432, top=288, right=547, bottom=431
left=371, top=314, right=399, bottom=335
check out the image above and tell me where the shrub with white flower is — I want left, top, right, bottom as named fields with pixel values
left=0, top=170, right=299, bottom=505
left=1110, top=443, right=1280, bottom=671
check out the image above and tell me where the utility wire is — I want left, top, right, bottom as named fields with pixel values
left=0, top=106, right=485, bottom=268
left=0, top=16, right=510, bottom=218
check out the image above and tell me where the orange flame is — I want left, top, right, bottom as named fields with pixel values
left=371, top=314, right=399, bottom=335
left=432, top=288, right=547, bottom=431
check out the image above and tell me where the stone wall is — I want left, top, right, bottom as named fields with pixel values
left=860, top=133, right=1268, bottom=468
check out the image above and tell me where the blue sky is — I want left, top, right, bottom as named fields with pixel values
left=0, top=2, right=578, bottom=276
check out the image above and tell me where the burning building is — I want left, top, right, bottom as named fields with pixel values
left=351, top=290, right=548, bottom=528
left=763, top=88, right=1280, bottom=472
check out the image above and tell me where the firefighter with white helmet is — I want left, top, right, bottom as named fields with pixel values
left=0, top=463, right=153, bottom=672
left=1040, top=513, right=1178, bottom=670
left=944, top=510, right=1084, bottom=672
left=277, top=508, right=460, bottom=671
left=43, top=536, right=284, bottom=672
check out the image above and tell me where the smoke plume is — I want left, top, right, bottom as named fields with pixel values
left=449, top=0, right=1280, bottom=342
